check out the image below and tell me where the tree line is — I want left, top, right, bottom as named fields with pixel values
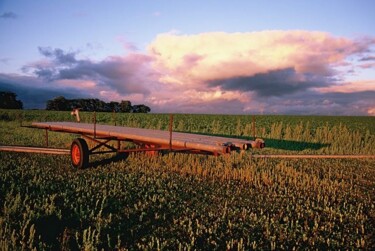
left=46, top=96, right=151, bottom=113
left=0, top=91, right=23, bottom=109
left=0, top=92, right=151, bottom=113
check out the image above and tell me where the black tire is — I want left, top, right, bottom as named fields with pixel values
left=70, top=138, right=89, bottom=169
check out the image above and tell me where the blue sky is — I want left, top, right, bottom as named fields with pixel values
left=0, top=0, right=374, bottom=114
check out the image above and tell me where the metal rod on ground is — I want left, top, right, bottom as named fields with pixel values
left=0, top=146, right=70, bottom=155
left=169, top=114, right=173, bottom=151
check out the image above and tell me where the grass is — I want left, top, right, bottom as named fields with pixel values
left=0, top=109, right=374, bottom=250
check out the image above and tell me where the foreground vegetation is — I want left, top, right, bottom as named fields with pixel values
left=0, top=109, right=374, bottom=250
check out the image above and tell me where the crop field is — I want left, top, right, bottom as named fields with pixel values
left=0, top=109, right=375, bottom=250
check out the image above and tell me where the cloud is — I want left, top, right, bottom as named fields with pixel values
left=358, top=55, right=375, bottom=69
left=360, top=56, right=375, bottom=62
left=24, top=47, right=160, bottom=95
left=117, top=37, right=139, bottom=52
left=0, top=11, right=17, bottom=19
left=315, top=80, right=375, bottom=93
left=148, top=31, right=371, bottom=87
left=262, top=90, right=375, bottom=115
left=38, top=47, right=78, bottom=65
left=0, top=74, right=82, bottom=109
left=145, top=30, right=375, bottom=115
left=3, top=30, right=375, bottom=115
left=368, top=107, right=375, bottom=116
left=208, top=68, right=328, bottom=97
left=144, top=85, right=375, bottom=115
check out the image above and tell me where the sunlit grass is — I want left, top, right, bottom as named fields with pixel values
left=0, top=109, right=374, bottom=249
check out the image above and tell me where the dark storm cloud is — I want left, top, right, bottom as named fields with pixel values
left=0, top=74, right=82, bottom=109
left=250, top=89, right=375, bottom=115
left=321, top=90, right=375, bottom=106
left=22, top=47, right=80, bottom=80
left=38, top=47, right=78, bottom=65
left=29, top=47, right=156, bottom=95
left=33, top=68, right=57, bottom=80
left=0, top=12, right=17, bottom=19
left=208, top=68, right=328, bottom=97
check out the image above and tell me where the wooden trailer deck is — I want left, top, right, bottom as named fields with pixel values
left=31, top=121, right=264, bottom=154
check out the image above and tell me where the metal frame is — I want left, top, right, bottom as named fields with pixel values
left=79, top=132, right=206, bottom=156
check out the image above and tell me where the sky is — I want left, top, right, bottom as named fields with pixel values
left=0, top=0, right=374, bottom=115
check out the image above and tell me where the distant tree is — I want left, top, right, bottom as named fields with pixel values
left=46, top=96, right=69, bottom=110
left=132, top=104, right=151, bottom=113
left=109, top=101, right=120, bottom=112
left=90, top=99, right=107, bottom=111
left=45, top=97, right=151, bottom=113
left=120, top=100, right=132, bottom=113
left=0, top=91, right=23, bottom=109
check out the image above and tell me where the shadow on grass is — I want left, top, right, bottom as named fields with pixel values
left=89, top=153, right=129, bottom=168
left=87, top=133, right=331, bottom=168
left=180, top=131, right=330, bottom=151
left=262, top=138, right=330, bottom=151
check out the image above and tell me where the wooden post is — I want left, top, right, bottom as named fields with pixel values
left=252, top=115, right=256, bottom=140
left=117, top=140, right=121, bottom=151
left=113, top=110, right=116, bottom=126
left=93, top=111, right=97, bottom=139
left=169, top=114, right=174, bottom=151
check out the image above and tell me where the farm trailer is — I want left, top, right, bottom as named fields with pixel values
left=0, top=118, right=265, bottom=169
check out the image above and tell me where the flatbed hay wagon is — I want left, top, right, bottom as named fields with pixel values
left=0, top=115, right=265, bottom=169
left=3, top=113, right=373, bottom=168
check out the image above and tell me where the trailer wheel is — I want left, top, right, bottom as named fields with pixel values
left=71, top=138, right=89, bottom=169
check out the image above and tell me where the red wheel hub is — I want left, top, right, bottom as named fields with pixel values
left=71, top=144, right=81, bottom=165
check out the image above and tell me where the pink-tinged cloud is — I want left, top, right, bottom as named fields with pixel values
left=55, top=79, right=96, bottom=89
left=2, top=30, right=375, bottom=115
left=368, top=108, right=375, bottom=116
left=117, top=36, right=139, bottom=52
left=315, top=80, right=375, bottom=93
left=148, top=31, right=371, bottom=87
left=143, top=30, right=375, bottom=115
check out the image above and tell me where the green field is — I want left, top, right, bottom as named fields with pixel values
left=1, top=109, right=374, bottom=250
